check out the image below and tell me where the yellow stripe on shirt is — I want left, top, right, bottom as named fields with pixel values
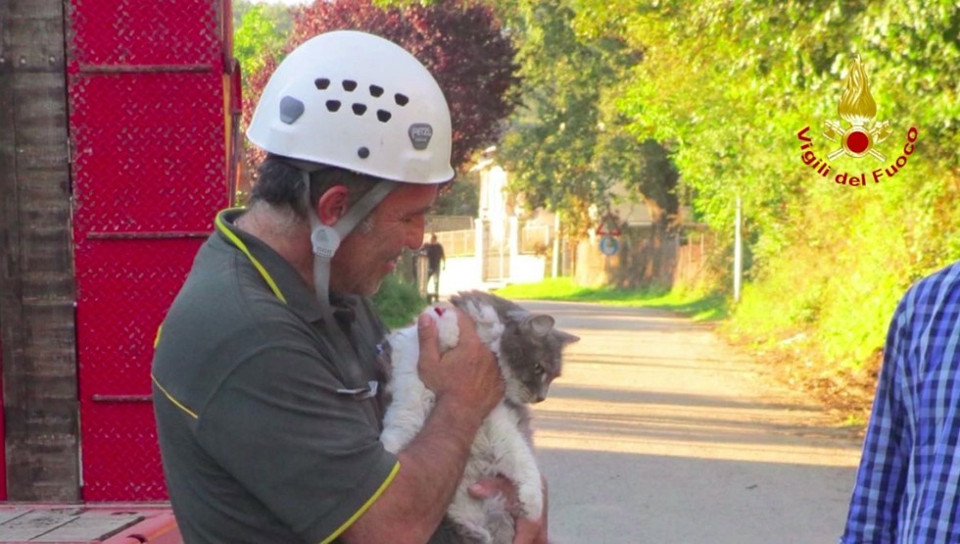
left=317, top=461, right=401, bottom=544
left=151, top=373, right=199, bottom=420
left=215, top=209, right=287, bottom=304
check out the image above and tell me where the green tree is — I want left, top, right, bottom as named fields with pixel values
left=497, top=0, right=959, bottom=388
left=497, top=2, right=620, bottom=232
left=593, top=0, right=959, bottom=378
left=233, top=1, right=293, bottom=86
left=496, top=0, right=683, bottom=285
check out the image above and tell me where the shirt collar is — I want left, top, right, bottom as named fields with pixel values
left=214, top=208, right=358, bottom=324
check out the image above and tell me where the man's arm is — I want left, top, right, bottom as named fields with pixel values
left=342, top=310, right=503, bottom=543
left=839, top=302, right=910, bottom=543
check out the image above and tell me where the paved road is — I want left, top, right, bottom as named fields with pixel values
left=521, top=300, right=864, bottom=544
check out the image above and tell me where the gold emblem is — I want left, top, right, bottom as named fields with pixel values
left=823, top=57, right=892, bottom=161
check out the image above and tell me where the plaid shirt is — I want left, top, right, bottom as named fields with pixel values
left=841, top=261, right=960, bottom=543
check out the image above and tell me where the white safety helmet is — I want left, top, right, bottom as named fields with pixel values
left=247, top=30, right=454, bottom=184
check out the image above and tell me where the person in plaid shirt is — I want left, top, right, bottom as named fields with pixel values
left=840, top=261, right=960, bottom=543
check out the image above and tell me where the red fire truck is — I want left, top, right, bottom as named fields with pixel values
left=0, top=0, right=240, bottom=540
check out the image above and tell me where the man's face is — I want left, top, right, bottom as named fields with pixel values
left=331, top=183, right=438, bottom=296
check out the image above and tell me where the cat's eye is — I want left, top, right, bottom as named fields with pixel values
left=534, top=363, right=545, bottom=374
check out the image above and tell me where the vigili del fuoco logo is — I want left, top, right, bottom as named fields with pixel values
left=797, top=56, right=918, bottom=187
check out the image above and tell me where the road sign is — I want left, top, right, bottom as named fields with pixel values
left=599, top=235, right=619, bottom=256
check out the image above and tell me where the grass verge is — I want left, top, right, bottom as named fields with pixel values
left=492, top=278, right=728, bottom=321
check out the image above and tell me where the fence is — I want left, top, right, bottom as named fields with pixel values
left=426, top=215, right=474, bottom=233
left=435, top=229, right=475, bottom=257
left=674, top=228, right=714, bottom=288
left=520, top=223, right=551, bottom=255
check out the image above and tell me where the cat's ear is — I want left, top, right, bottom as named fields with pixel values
left=556, top=330, right=580, bottom=345
left=520, top=314, right=555, bottom=337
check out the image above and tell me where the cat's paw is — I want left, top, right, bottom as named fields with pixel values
left=425, top=302, right=459, bottom=351
left=379, top=428, right=403, bottom=454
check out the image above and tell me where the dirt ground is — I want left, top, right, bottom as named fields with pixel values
left=720, top=330, right=881, bottom=436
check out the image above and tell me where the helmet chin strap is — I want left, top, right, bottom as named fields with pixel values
left=303, top=172, right=395, bottom=305
left=300, top=170, right=395, bottom=389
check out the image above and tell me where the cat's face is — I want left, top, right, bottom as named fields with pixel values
left=451, top=291, right=579, bottom=404
left=499, top=312, right=579, bottom=403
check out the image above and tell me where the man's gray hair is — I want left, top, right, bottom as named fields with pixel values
left=248, top=155, right=386, bottom=221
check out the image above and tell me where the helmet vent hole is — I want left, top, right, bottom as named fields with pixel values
left=342, top=80, right=358, bottom=92
left=358, top=147, right=370, bottom=159
left=315, top=78, right=330, bottom=90
left=394, top=93, right=409, bottom=106
left=369, top=85, right=384, bottom=97
left=352, top=103, right=367, bottom=116
left=377, top=110, right=392, bottom=123
left=325, top=100, right=341, bottom=112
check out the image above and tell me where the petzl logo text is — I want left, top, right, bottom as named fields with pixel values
left=796, top=56, right=918, bottom=187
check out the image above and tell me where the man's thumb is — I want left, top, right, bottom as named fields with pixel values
left=417, top=312, right=439, bottom=360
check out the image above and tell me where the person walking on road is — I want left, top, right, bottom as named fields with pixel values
left=152, top=30, right=545, bottom=544
left=840, top=260, right=960, bottom=543
left=423, top=233, right=445, bottom=302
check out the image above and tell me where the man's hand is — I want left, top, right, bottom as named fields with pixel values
left=469, top=476, right=549, bottom=544
left=416, top=309, right=503, bottom=418
left=343, top=312, right=503, bottom=543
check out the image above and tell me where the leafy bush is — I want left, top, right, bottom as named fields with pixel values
left=372, top=274, right=427, bottom=330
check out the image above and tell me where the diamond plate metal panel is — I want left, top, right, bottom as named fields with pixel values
left=69, top=0, right=233, bottom=502
left=70, top=71, right=227, bottom=235
left=74, top=238, right=210, bottom=502
left=74, top=239, right=202, bottom=392
left=79, top=403, right=168, bottom=501
left=69, top=0, right=221, bottom=66
left=75, top=238, right=207, bottom=501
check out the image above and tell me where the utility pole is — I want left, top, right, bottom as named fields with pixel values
left=552, top=211, right=561, bottom=278
left=733, top=194, right=743, bottom=303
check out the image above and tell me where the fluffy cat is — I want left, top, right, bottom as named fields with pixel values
left=380, top=291, right=579, bottom=544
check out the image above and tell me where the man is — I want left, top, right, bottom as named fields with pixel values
left=152, top=31, right=546, bottom=543
left=840, top=261, right=960, bottom=543
left=423, top=233, right=445, bottom=302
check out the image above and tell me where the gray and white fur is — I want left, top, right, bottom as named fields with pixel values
left=380, top=291, right=579, bottom=544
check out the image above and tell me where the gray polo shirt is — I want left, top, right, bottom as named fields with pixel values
left=152, top=209, right=458, bottom=544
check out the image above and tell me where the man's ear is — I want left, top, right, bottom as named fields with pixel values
left=315, top=185, right=350, bottom=226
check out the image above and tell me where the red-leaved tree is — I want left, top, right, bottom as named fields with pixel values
left=241, top=0, right=519, bottom=184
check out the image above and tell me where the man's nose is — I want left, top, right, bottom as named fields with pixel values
left=406, top=224, right=425, bottom=250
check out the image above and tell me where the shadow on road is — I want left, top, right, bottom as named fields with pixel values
left=539, top=448, right=855, bottom=544
left=517, top=300, right=861, bottom=544
left=549, top=383, right=820, bottom=412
